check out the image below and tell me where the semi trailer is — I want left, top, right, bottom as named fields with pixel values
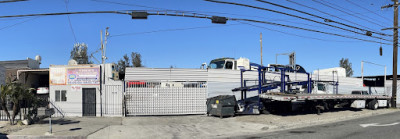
left=231, top=63, right=391, bottom=115
left=206, top=60, right=391, bottom=117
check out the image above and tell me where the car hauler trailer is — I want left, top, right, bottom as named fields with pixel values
left=230, top=63, right=391, bottom=115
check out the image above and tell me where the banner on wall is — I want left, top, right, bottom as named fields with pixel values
left=67, top=67, right=100, bottom=85
left=50, top=68, right=66, bottom=85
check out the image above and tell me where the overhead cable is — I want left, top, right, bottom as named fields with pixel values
left=203, top=0, right=391, bottom=42
left=312, top=0, right=388, bottom=28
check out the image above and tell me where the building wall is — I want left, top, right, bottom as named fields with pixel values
left=50, top=64, right=101, bottom=117
left=50, top=84, right=100, bottom=117
left=0, top=58, right=40, bottom=70
left=0, top=66, right=5, bottom=85
left=50, top=64, right=123, bottom=117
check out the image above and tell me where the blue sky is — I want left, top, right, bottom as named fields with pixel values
left=0, top=0, right=395, bottom=76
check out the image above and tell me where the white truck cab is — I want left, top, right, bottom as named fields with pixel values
left=207, top=57, right=250, bottom=70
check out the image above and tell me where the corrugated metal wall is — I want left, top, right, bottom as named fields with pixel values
left=125, top=68, right=208, bottom=81
left=208, top=69, right=259, bottom=99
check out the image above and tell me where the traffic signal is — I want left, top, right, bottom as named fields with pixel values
left=131, top=12, right=148, bottom=19
left=380, top=46, right=383, bottom=56
left=366, top=31, right=372, bottom=36
left=211, top=16, right=227, bottom=24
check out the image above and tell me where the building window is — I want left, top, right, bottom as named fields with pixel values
left=55, top=90, right=67, bottom=102
left=61, top=90, right=67, bottom=101
left=55, top=90, right=60, bottom=101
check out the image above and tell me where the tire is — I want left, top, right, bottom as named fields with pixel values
left=387, top=100, right=392, bottom=108
left=368, top=100, right=378, bottom=110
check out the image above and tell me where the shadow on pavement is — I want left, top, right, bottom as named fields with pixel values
left=36, top=119, right=81, bottom=125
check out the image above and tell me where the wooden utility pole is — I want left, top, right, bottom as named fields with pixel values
left=260, top=33, right=263, bottom=66
left=382, top=0, right=398, bottom=107
left=393, top=0, right=398, bottom=107
left=101, top=27, right=110, bottom=64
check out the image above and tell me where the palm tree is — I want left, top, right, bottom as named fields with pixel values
left=0, top=84, right=12, bottom=124
left=1, top=82, right=35, bottom=125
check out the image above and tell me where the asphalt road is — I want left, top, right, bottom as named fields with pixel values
left=232, top=110, right=400, bottom=139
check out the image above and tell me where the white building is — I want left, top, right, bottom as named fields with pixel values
left=49, top=63, right=123, bottom=117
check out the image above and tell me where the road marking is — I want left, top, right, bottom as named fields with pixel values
left=360, top=122, right=400, bottom=128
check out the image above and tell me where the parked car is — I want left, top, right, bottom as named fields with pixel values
left=351, top=90, right=369, bottom=95
left=36, top=87, right=49, bottom=94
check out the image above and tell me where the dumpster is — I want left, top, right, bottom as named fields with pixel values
left=206, top=95, right=237, bottom=118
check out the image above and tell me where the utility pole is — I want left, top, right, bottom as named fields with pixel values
left=101, top=27, right=110, bottom=64
left=382, top=0, right=398, bottom=107
left=260, top=32, right=263, bottom=66
left=394, top=0, right=398, bottom=108
left=99, top=27, right=110, bottom=117
left=100, top=30, right=103, bottom=64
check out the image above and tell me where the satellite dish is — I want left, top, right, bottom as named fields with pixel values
left=68, top=59, right=78, bottom=65
left=35, top=55, right=42, bottom=64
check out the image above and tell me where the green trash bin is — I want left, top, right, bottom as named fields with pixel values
left=206, top=95, right=237, bottom=118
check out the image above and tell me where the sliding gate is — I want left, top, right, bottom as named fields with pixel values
left=124, top=68, right=208, bottom=116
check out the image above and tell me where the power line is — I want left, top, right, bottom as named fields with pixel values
left=91, top=0, right=276, bottom=20
left=64, top=0, right=78, bottom=43
left=110, top=23, right=242, bottom=37
left=236, top=21, right=359, bottom=43
left=0, top=17, right=38, bottom=31
left=0, top=0, right=28, bottom=3
left=256, top=0, right=391, bottom=37
left=231, top=18, right=391, bottom=45
left=204, top=0, right=392, bottom=42
left=92, top=0, right=392, bottom=27
left=344, top=0, right=392, bottom=22
left=285, top=0, right=389, bottom=37
left=312, top=0, right=388, bottom=28
left=0, top=10, right=391, bottom=45
left=146, top=11, right=392, bottom=44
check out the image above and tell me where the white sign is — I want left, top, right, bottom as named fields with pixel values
left=67, top=67, right=100, bottom=85
left=50, top=68, right=66, bottom=85
left=71, top=85, right=82, bottom=92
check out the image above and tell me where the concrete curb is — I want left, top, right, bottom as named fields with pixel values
left=2, top=135, right=86, bottom=139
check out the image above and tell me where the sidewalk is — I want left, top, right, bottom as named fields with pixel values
left=1, top=108, right=399, bottom=139
left=5, top=117, right=121, bottom=139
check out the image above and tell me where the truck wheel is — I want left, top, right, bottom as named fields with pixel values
left=368, top=100, right=378, bottom=110
left=387, top=100, right=391, bottom=108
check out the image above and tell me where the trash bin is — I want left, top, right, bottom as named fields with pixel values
left=206, top=95, right=237, bottom=118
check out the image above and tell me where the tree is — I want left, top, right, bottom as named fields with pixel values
left=340, top=58, right=354, bottom=77
left=117, top=54, right=130, bottom=74
left=117, top=52, right=143, bottom=80
left=0, top=83, right=12, bottom=124
left=0, top=81, right=36, bottom=125
left=70, top=43, right=92, bottom=64
left=131, top=52, right=143, bottom=67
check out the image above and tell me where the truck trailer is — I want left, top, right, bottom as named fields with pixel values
left=216, top=62, right=391, bottom=116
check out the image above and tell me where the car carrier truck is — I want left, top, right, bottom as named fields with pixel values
left=233, top=62, right=391, bottom=115
left=206, top=59, right=391, bottom=117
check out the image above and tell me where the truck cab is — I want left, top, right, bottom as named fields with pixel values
left=208, top=57, right=250, bottom=70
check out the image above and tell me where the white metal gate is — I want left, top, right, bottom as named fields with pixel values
left=103, top=85, right=123, bottom=116
left=125, top=81, right=207, bottom=116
